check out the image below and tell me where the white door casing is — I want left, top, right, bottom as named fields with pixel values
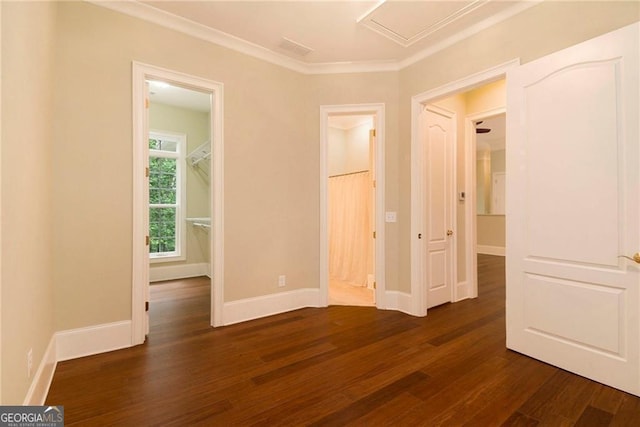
left=423, top=105, right=455, bottom=309
left=143, top=81, right=150, bottom=336
left=132, top=62, right=225, bottom=344
left=506, top=23, right=640, bottom=395
left=369, top=128, right=376, bottom=296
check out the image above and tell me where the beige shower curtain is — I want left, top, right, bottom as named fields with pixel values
left=328, top=171, right=372, bottom=286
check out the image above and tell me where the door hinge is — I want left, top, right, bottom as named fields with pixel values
left=145, top=98, right=149, bottom=109
left=145, top=301, right=149, bottom=312
left=145, top=235, right=150, bottom=246
left=145, top=167, right=149, bottom=177
left=370, top=129, right=376, bottom=137
left=373, top=180, right=376, bottom=188
left=373, top=281, right=377, bottom=289
left=373, top=231, right=376, bottom=239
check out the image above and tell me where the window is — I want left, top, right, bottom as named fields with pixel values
left=149, top=131, right=186, bottom=262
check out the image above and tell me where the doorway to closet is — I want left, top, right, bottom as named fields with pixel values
left=320, top=104, right=386, bottom=309
left=146, top=81, right=213, bottom=337
left=327, top=114, right=376, bottom=306
left=132, top=62, right=224, bottom=344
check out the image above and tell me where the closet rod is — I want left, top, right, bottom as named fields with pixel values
left=329, top=169, right=369, bottom=178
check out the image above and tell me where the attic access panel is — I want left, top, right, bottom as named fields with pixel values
left=358, top=0, right=489, bottom=47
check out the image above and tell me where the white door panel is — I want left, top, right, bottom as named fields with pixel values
left=507, top=23, right=639, bottom=395
left=423, top=106, right=455, bottom=309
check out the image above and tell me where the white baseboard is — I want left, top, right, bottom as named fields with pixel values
left=23, top=335, right=57, bottom=405
left=149, top=262, right=210, bottom=282
left=383, top=290, right=416, bottom=316
left=477, top=245, right=505, bottom=256
left=223, top=288, right=322, bottom=326
left=56, top=320, right=132, bottom=362
left=367, top=274, right=375, bottom=290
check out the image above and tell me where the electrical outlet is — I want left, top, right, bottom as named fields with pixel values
left=278, top=275, right=286, bottom=287
left=27, top=348, right=33, bottom=378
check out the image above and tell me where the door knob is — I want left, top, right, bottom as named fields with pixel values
left=618, top=253, right=640, bottom=264
left=446, top=230, right=453, bottom=236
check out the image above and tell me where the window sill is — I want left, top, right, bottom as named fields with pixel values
left=150, top=254, right=186, bottom=264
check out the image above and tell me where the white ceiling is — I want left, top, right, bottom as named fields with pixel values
left=147, top=80, right=211, bottom=112
left=98, top=0, right=540, bottom=74
left=328, top=114, right=374, bottom=130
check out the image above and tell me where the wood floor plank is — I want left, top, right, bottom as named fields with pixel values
left=308, top=371, right=429, bottom=426
left=45, top=257, right=640, bottom=425
left=501, top=411, right=540, bottom=427
left=574, top=406, right=614, bottom=427
left=610, top=394, right=640, bottom=426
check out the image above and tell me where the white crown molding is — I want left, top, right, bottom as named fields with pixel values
left=89, top=0, right=311, bottom=73
left=88, top=0, right=540, bottom=75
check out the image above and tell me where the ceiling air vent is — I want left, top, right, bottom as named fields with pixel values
left=279, top=37, right=313, bottom=57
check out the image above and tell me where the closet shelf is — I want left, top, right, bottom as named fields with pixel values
left=187, top=140, right=211, bottom=166
left=186, top=217, right=211, bottom=229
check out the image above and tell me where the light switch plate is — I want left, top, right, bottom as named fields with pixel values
left=385, top=211, right=397, bottom=223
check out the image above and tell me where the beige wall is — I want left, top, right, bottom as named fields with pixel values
left=492, top=150, right=505, bottom=174
left=477, top=215, right=506, bottom=248
left=398, top=1, right=639, bottom=292
left=344, top=122, right=373, bottom=174
left=465, top=79, right=506, bottom=114
left=1, top=1, right=57, bottom=404
left=149, top=102, right=210, bottom=267
left=328, top=120, right=373, bottom=176
left=327, top=127, right=347, bottom=176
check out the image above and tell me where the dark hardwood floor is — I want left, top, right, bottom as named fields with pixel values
left=46, top=256, right=640, bottom=425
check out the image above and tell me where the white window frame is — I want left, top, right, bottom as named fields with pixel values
left=149, top=130, right=187, bottom=263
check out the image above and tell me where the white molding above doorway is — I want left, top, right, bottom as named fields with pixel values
left=319, top=103, right=386, bottom=308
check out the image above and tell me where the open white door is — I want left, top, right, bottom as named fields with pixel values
left=143, top=81, right=150, bottom=337
left=423, top=106, right=455, bottom=309
left=506, top=23, right=639, bottom=395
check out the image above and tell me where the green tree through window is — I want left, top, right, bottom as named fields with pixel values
left=149, top=133, right=185, bottom=259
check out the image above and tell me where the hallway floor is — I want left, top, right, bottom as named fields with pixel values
left=328, top=279, right=374, bottom=306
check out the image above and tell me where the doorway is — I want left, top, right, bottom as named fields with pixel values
left=410, top=62, right=517, bottom=317
left=472, top=112, right=506, bottom=258
left=327, top=114, right=376, bottom=306
left=320, top=104, right=386, bottom=309
left=146, top=82, right=212, bottom=333
left=132, top=62, right=224, bottom=344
